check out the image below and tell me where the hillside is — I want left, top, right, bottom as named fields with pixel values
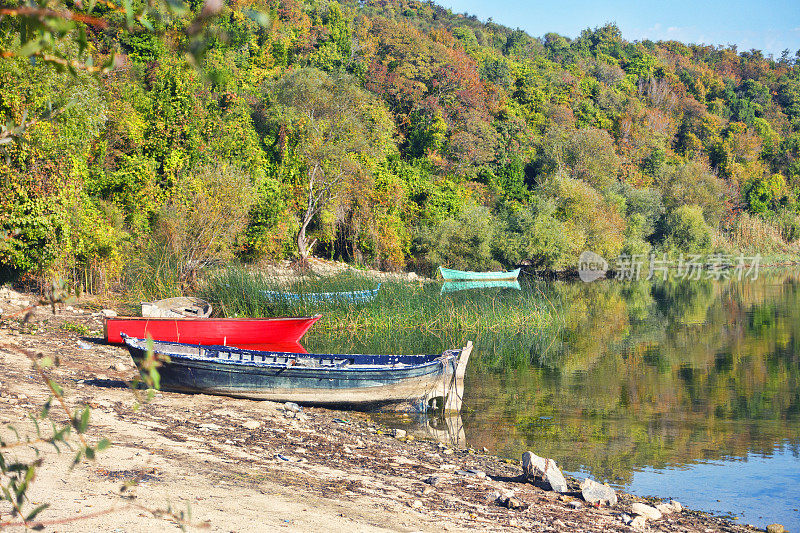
left=1, top=0, right=800, bottom=291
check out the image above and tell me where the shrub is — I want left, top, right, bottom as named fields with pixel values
left=125, top=162, right=255, bottom=295
left=609, top=182, right=665, bottom=239
left=414, top=203, right=499, bottom=272
left=658, top=160, right=726, bottom=225
left=52, top=187, right=129, bottom=293
left=492, top=199, right=582, bottom=270
left=621, top=235, right=652, bottom=257
left=0, top=170, right=59, bottom=283
left=773, top=207, right=800, bottom=242
left=548, top=177, right=626, bottom=262
left=663, top=205, right=713, bottom=254
left=741, top=174, right=787, bottom=215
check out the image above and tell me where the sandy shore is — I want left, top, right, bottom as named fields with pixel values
left=0, top=294, right=763, bottom=532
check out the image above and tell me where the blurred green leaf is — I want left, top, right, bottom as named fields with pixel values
left=243, top=9, right=270, bottom=27
left=25, top=503, right=50, bottom=521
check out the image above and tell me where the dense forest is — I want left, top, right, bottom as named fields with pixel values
left=2, top=0, right=800, bottom=292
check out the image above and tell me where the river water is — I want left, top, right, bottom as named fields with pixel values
left=465, top=270, right=800, bottom=531
left=306, top=270, right=800, bottom=531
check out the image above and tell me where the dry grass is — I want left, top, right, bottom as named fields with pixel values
left=720, top=212, right=800, bottom=255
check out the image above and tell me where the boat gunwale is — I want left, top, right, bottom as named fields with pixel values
left=123, top=337, right=458, bottom=374
left=439, top=267, right=521, bottom=281
left=106, top=314, right=322, bottom=323
left=262, top=285, right=381, bottom=302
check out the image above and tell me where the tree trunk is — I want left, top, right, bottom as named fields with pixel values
left=297, top=213, right=318, bottom=262
left=298, top=220, right=310, bottom=260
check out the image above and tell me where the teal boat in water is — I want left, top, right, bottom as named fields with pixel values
left=438, top=266, right=521, bottom=282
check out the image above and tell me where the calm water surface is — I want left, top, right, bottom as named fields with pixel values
left=306, top=270, right=800, bottom=531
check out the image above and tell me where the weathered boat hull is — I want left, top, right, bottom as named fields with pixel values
left=105, top=315, right=321, bottom=348
left=123, top=337, right=471, bottom=410
left=439, top=267, right=521, bottom=282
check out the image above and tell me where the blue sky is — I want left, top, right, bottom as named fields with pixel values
left=436, top=0, right=800, bottom=57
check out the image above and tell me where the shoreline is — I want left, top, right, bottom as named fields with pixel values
left=222, top=256, right=800, bottom=284
left=0, top=291, right=773, bottom=532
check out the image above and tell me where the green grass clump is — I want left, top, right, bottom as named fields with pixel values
left=60, top=322, right=91, bottom=336
left=199, top=266, right=559, bottom=369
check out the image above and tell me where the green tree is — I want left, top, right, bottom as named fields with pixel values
left=564, top=127, right=621, bottom=188
left=268, top=68, right=395, bottom=260
left=657, top=160, right=727, bottom=225
left=742, top=174, right=788, bottom=215
left=663, top=204, right=713, bottom=253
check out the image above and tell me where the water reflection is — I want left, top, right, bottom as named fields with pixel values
left=305, top=270, right=800, bottom=530
left=372, top=412, right=467, bottom=448
left=440, top=280, right=522, bottom=294
left=465, top=270, right=800, bottom=531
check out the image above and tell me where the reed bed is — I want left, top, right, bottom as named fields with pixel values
left=199, top=266, right=560, bottom=369
left=724, top=212, right=798, bottom=254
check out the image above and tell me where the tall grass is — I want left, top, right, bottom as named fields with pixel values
left=121, top=240, right=184, bottom=300
left=724, top=212, right=797, bottom=254
left=199, top=266, right=560, bottom=369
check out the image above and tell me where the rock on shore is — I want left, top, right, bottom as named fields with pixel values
left=521, top=451, right=568, bottom=493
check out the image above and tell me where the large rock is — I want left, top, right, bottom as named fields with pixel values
left=522, top=451, right=568, bottom=493
left=656, top=500, right=682, bottom=514
left=766, top=524, right=787, bottom=533
left=580, top=478, right=617, bottom=506
left=631, top=502, right=662, bottom=520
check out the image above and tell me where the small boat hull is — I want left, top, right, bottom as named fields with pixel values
left=439, top=267, right=520, bottom=282
left=123, top=337, right=471, bottom=410
left=105, top=315, right=321, bottom=348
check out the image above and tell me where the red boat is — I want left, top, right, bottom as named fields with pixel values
left=104, top=315, right=322, bottom=350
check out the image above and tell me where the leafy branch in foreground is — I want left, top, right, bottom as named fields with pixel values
left=128, top=335, right=170, bottom=409
left=0, top=286, right=197, bottom=530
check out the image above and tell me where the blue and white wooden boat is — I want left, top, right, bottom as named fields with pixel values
left=122, top=335, right=472, bottom=411
left=439, top=267, right=520, bottom=282
left=263, top=284, right=381, bottom=304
